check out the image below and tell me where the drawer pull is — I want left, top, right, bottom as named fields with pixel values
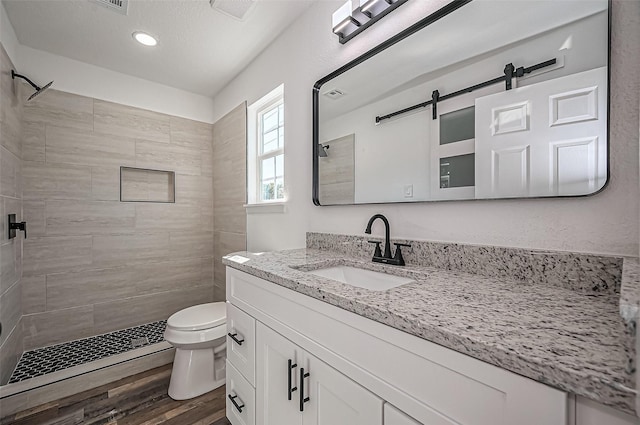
left=228, top=332, right=245, bottom=346
left=228, top=393, right=245, bottom=413
left=288, top=359, right=298, bottom=400
left=299, top=367, right=310, bottom=412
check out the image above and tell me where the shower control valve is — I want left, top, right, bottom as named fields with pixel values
left=7, top=214, right=26, bottom=239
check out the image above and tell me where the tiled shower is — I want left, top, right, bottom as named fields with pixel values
left=0, top=41, right=247, bottom=390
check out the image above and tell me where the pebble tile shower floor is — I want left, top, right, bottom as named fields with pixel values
left=8, top=320, right=167, bottom=384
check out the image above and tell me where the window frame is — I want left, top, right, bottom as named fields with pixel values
left=256, top=99, right=285, bottom=202
left=246, top=84, right=286, bottom=206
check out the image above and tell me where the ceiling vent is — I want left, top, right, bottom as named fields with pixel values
left=323, top=89, right=345, bottom=100
left=90, top=0, right=129, bottom=15
left=210, top=0, right=256, bottom=21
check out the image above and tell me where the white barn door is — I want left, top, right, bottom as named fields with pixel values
left=475, top=66, right=607, bottom=198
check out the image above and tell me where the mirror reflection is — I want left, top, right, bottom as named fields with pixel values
left=315, top=0, right=609, bottom=205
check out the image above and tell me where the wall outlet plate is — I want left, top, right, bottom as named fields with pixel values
left=404, top=185, right=413, bottom=198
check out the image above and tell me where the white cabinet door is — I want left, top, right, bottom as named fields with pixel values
left=303, top=352, right=383, bottom=425
left=475, top=67, right=607, bottom=198
left=256, top=322, right=303, bottom=425
left=384, top=403, right=421, bottom=425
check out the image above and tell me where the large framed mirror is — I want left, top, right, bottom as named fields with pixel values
left=312, top=0, right=610, bottom=206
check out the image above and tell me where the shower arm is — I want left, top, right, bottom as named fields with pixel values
left=11, top=70, right=41, bottom=91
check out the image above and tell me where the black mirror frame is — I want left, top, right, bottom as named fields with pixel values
left=312, top=0, right=611, bottom=206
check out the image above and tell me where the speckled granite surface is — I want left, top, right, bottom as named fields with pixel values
left=223, top=243, right=637, bottom=414
left=621, top=258, right=640, bottom=323
left=307, top=232, right=624, bottom=294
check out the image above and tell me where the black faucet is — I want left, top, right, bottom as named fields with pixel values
left=364, top=214, right=410, bottom=266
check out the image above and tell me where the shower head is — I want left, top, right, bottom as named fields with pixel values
left=27, top=80, right=54, bottom=101
left=318, top=144, right=330, bottom=158
left=11, top=70, right=53, bottom=102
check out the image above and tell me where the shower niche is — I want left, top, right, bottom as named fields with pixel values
left=120, top=166, right=176, bottom=203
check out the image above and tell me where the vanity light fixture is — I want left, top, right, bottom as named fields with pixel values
left=332, top=0, right=409, bottom=44
left=132, top=31, right=158, bottom=47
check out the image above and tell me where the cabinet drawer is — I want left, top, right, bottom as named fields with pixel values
left=227, top=302, right=256, bottom=385
left=227, top=360, right=256, bottom=425
left=384, top=404, right=420, bottom=425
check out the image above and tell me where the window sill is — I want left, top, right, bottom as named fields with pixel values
left=244, top=202, right=287, bottom=214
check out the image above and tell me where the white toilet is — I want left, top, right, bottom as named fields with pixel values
left=164, top=302, right=227, bottom=400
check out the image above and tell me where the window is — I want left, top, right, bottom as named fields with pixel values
left=247, top=85, right=285, bottom=205
left=258, top=102, right=284, bottom=201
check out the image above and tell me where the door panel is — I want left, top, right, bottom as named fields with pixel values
left=475, top=66, right=607, bottom=198
left=256, top=322, right=303, bottom=425
left=303, top=352, right=383, bottom=425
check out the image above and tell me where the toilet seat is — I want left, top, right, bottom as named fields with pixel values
left=167, top=302, right=226, bottom=331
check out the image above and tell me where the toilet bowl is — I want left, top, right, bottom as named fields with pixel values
left=164, top=302, right=227, bottom=400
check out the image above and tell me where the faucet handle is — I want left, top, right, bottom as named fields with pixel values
left=367, top=240, right=383, bottom=258
left=392, top=243, right=410, bottom=266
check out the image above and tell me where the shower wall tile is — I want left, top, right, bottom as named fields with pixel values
left=213, top=231, right=246, bottom=300
left=91, top=166, right=120, bottom=201
left=23, top=236, right=93, bottom=276
left=212, top=103, right=247, bottom=301
left=175, top=174, right=214, bottom=206
left=46, top=258, right=211, bottom=311
left=1, top=197, right=21, bottom=243
left=18, top=86, right=216, bottom=351
left=22, top=306, right=94, bottom=350
left=93, top=100, right=170, bottom=143
left=0, top=281, right=21, bottom=347
left=45, top=126, right=136, bottom=167
left=44, top=200, right=135, bottom=235
left=22, top=275, right=46, bottom=315
left=2, top=118, right=22, bottom=159
left=0, top=240, right=20, bottom=295
left=23, top=89, right=93, bottom=131
left=21, top=121, right=45, bottom=163
left=0, top=317, right=23, bottom=385
left=22, top=200, right=45, bottom=237
left=0, top=146, right=21, bottom=198
left=134, top=203, right=201, bottom=231
left=120, top=167, right=175, bottom=203
left=23, top=161, right=91, bottom=200
left=0, top=42, right=24, bottom=382
left=93, top=285, right=213, bottom=334
left=170, top=116, right=213, bottom=151
left=135, top=140, right=201, bottom=176
left=170, top=230, right=214, bottom=259
left=91, top=232, right=170, bottom=268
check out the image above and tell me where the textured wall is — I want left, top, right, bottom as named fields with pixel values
left=211, top=0, right=639, bottom=257
left=212, top=103, right=247, bottom=301
left=20, top=87, right=214, bottom=350
left=0, top=43, right=24, bottom=384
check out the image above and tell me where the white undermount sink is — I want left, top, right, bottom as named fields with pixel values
left=307, top=266, right=414, bottom=291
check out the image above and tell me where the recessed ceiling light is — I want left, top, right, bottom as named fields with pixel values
left=132, top=31, right=158, bottom=47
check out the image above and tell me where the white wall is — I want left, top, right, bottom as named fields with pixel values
left=213, top=0, right=640, bottom=256
left=0, top=2, right=214, bottom=123
left=0, top=1, right=19, bottom=63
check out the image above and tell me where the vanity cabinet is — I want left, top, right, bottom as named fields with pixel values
left=226, top=267, right=569, bottom=425
left=256, top=322, right=383, bottom=425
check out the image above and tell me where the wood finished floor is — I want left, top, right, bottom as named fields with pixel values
left=0, top=364, right=231, bottom=425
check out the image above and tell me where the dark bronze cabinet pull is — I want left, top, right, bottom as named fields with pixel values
left=228, top=393, right=245, bottom=413
left=288, top=359, right=298, bottom=400
left=228, top=332, right=244, bottom=346
left=299, top=367, right=310, bottom=412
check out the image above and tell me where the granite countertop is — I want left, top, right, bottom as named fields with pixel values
left=223, top=247, right=637, bottom=414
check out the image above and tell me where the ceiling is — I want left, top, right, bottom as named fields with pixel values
left=3, top=0, right=314, bottom=97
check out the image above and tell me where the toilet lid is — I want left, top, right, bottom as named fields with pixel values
left=167, top=302, right=226, bottom=331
